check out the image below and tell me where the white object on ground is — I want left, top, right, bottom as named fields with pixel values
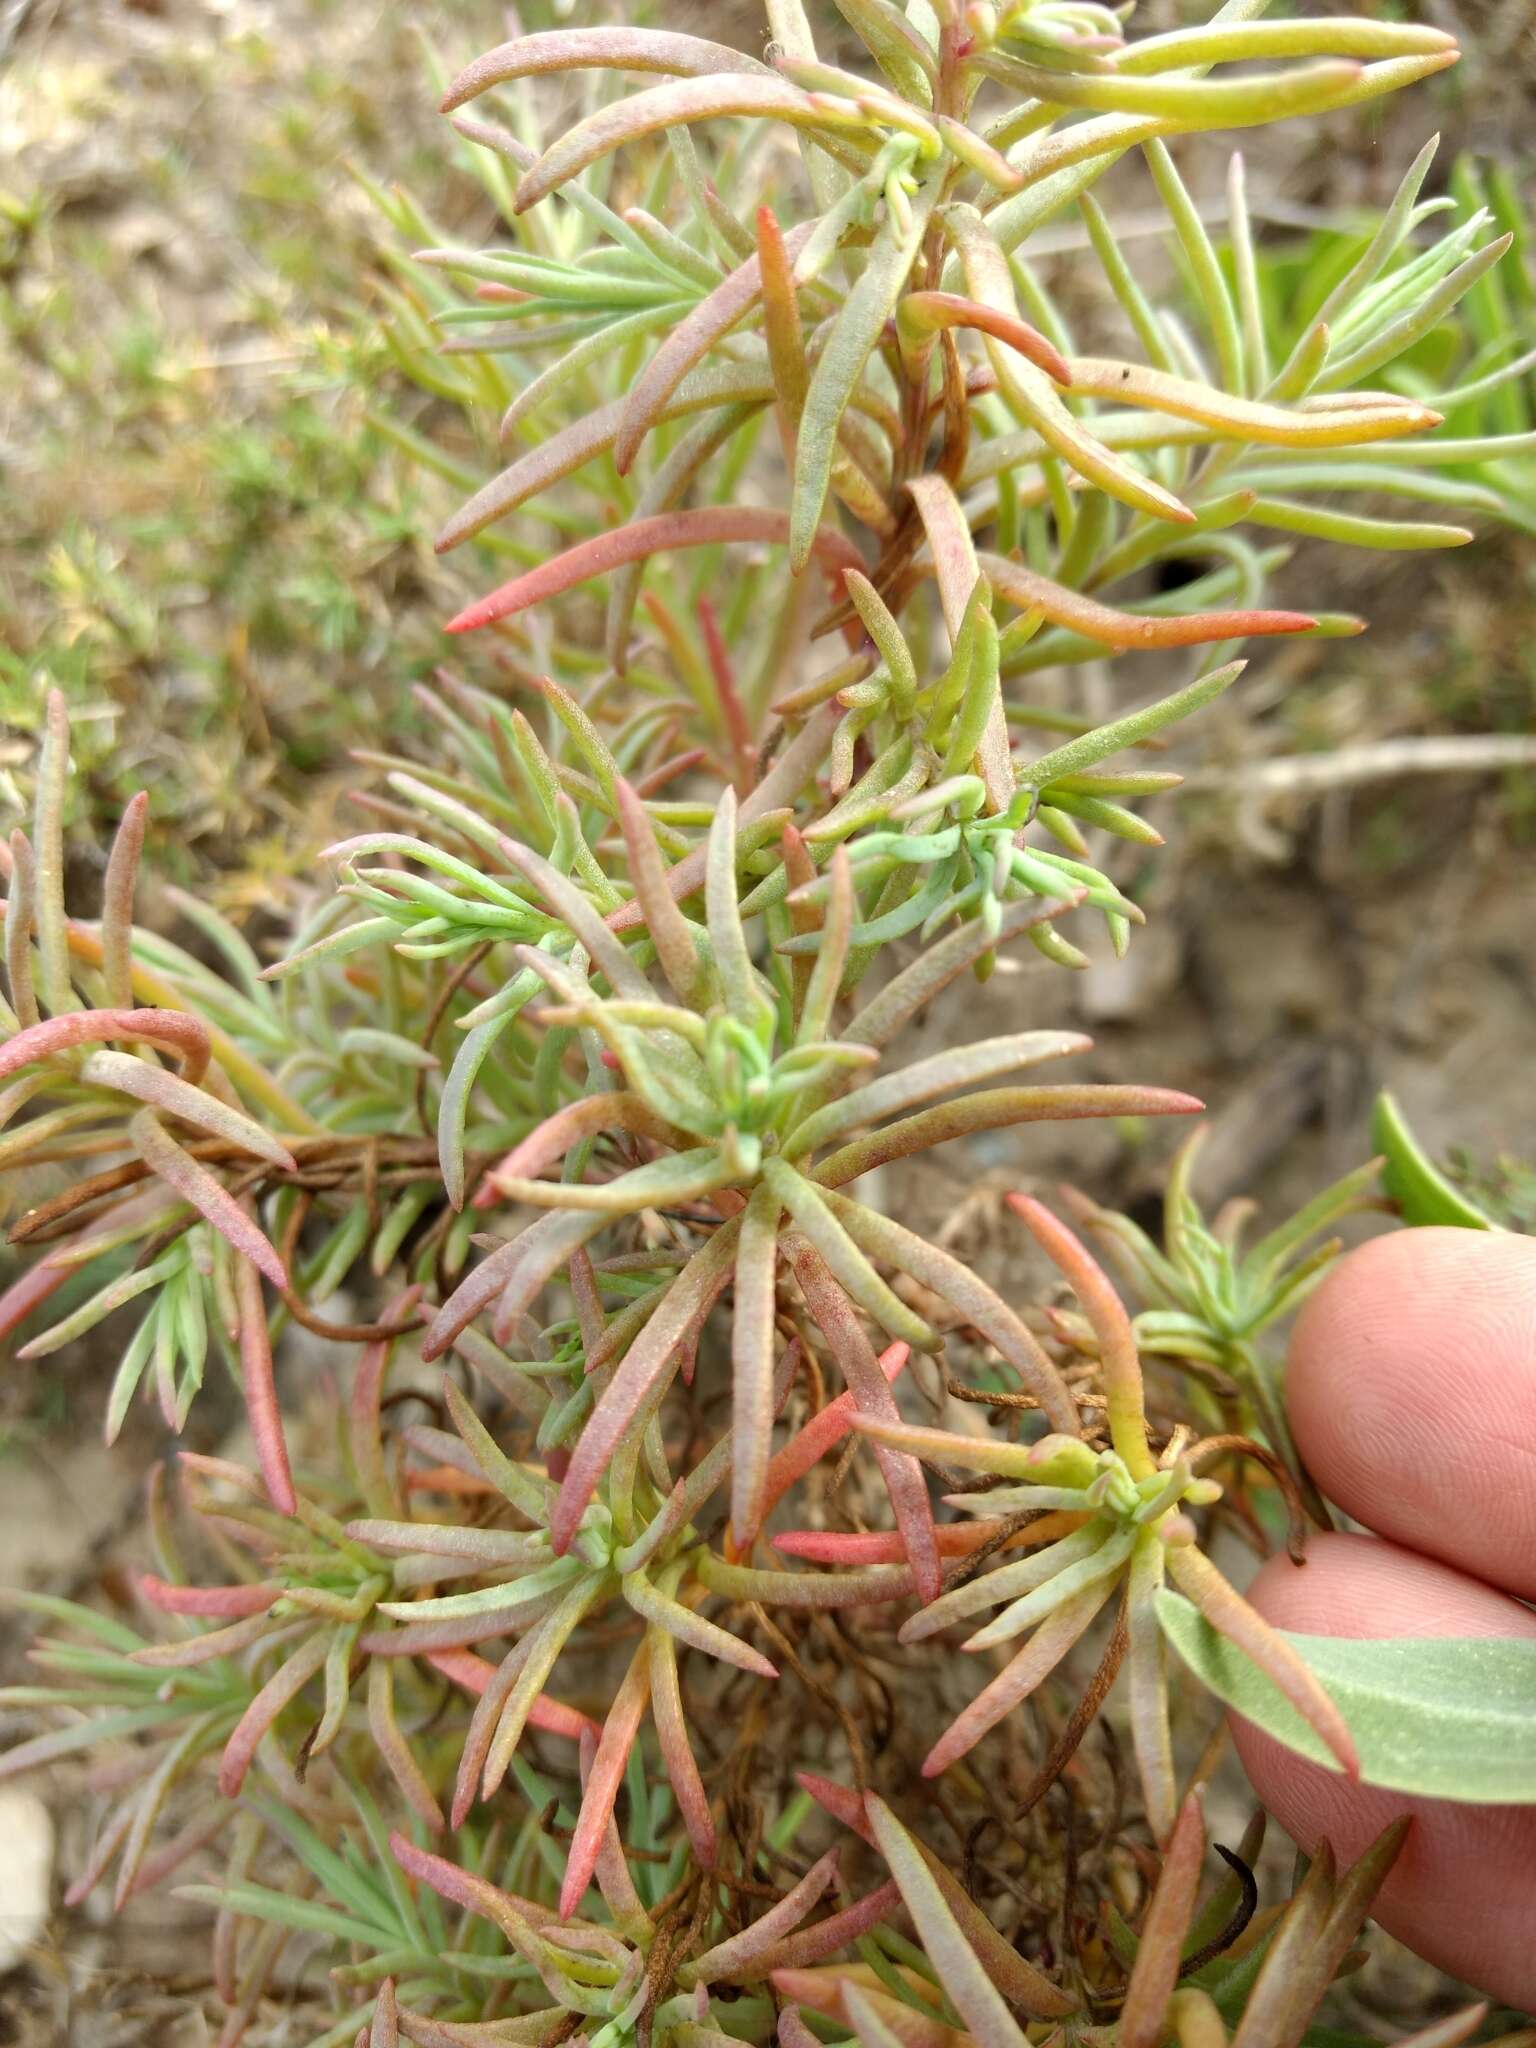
left=0, top=1786, right=52, bottom=1973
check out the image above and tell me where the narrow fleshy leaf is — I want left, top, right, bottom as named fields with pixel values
left=897, top=1522, right=1109, bottom=1644
left=446, top=1635, right=546, bottom=1826
left=1069, top=355, right=1442, bottom=443
left=793, top=845, right=853, bottom=1051
left=218, top=1630, right=330, bottom=1796
left=842, top=895, right=1075, bottom=1049
left=0, top=1258, right=69, bottom=1343
left=436, top=363, right=793, bottom=554
left=899, top=292, right=1068, bottom=383
left=551, top=1218, right=742, bottom=1553
left=370, top=1979, right=399, bottom=2048
left=130, top=1114, right=287, bottom=1289
left=368, top=1659, right=445, bottom=1835
left=841, top=572, right=915, bottom=718
left=100, top=793, right=149, bottom=1013
left=1006, top=1194, right=1151, bottom=1476
left=946, top=205, right=1193, bottom=524
left=615, top=223, right=815, bottom=472
left=32, top=691, right=73, bottom=1017
left=1116, top=18, right=1455, bottom=71
left=730, top=1881, right=902, bottom=1980
left=684, top=1848, right=839, bottom=1985
left=392, top=2014, right=569, bottom=2048
left=731, top=1182, right=785, bottom=1547
left=786, top=1031, right=1086, bottom=1157
left=1373, top=2009, right=1491, bottom=2048
left=609, top=706, right=839, bottom=933
left=496, top=836, right=651, bottom=1002
left=235, top=1249, right=296, bottom=1512
left=559, top=1644, right=650, bottom=1919
left=478, top=1579, right=606, bottom=1804
left=824, top=1197, right=1080, bottom=1433
left=649, top=1620, right=716, bottom=1868
left=1164, top=1547, right=1362, bottom=1779
left=623, top=1570, right=776, bottom=1678
left=440, top=27, right=773, bottom=113
left=430, top=1646, right=606, bottom=1744
left=1226, top=1844, right=1338, bottom=2048
left=71, top=1617, right=236, bottom=1685
left=389, top=1832, right=558, bottom=1973
left=697, top=1552, right=915, bottom=1612
left=832, top=0, right=936, bottom=97
left=424, top=1209, right=610, bottom=1363
left=489, top=1144, right=738, bottom=1215
left=782, top=1239, right=939, bottom=1600
left=448, top=510, right=864, bottom=635
left=615, top=779, right=705, bottom=1005
left=792, top=191, right=935, bottom=571
left=752, top=1340, right=906, bottom=1538
left=866, top=1796, right=1053, bottom=2037
left=1127, top=1536, right=1177, bottom=1844
left=1250, top=1819, right=1413, bottom=2047
left=776, top=1516, right=1081, bottom=1566
left=904, top=474, right=981, bottom=644
left=514, top=77, right=870, bottom=215
left=0, top=1006, right=211, bottom=1086
left=981, top=553, right=1314, bottom=650
left=836, top=1983, right=951, bottom=2048
left=766, top=1161, right=934, bottom=1350
left=1118, top=1792, right=1206, bottom=2048
left=4, top=831, right=39, bottom=1030
left=706, top=790, right=774, bottom=1031
left=82, top=1050, right=293, bottom=1167
left=923, top=1583, right=1114, bottom=1775
left=350, top=1288, right=422, bottom=1517
left=136, top=1575, right=278, bottom=1618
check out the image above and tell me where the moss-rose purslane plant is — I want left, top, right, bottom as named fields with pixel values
left=3, top=4, right=1536, bottom=2044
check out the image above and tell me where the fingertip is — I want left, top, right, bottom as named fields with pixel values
left=1288, top=1228, right=1536, bottom=1596
left=1241, top=1531, right=1536, bottom=1642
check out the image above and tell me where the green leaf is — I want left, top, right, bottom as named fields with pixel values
left=1157, top=1592, right=1536, bottom=1801
left=791, top=184, right=935, bottom=570
left=175, top=1882, right=389, bottom=1949
left=1371, top=1091, right=1499, bottom=1230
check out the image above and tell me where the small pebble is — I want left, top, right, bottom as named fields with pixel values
left=0, top=1786, right=53, bottom=1974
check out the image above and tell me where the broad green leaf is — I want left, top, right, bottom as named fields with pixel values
left=1158, top=1592, right=1536, bottom=1800
left=1371, top=1091, right=1499, bottom=1230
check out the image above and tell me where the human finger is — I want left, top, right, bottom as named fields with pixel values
left=1287, top=1227, right=1536, bottom=1598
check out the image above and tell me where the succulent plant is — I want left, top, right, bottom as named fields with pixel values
left=4, top=5, right=1535, bottom=2043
